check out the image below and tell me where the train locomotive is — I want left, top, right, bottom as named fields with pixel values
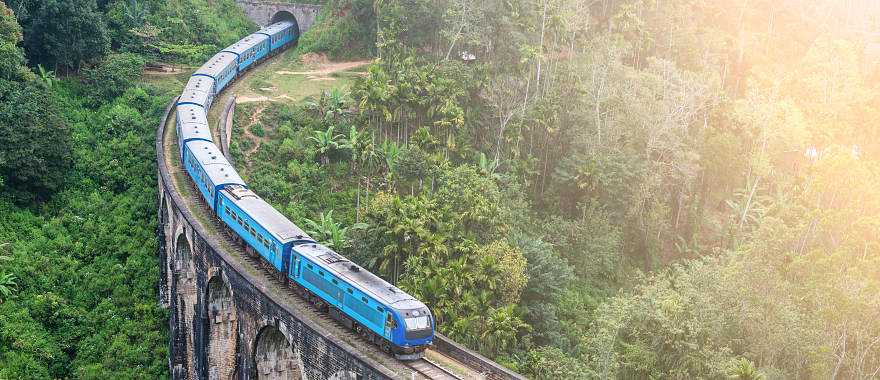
left=174, top=20, right=434, bottom=360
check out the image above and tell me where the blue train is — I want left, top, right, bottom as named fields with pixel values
left=175, top=21, right=434, bottom=359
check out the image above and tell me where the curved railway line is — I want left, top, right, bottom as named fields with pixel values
left=159, top=42, right=525, bottom=377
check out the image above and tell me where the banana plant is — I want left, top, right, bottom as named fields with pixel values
left=308, top=126, right=343, bottom=165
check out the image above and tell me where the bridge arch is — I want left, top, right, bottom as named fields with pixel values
left=253, top=325, right=301, bottom=379
left=270, top=10, right=299, bottom=27
left=175, top=232, right=192, bottom=267
left=205, top=274, right=238, bottom=379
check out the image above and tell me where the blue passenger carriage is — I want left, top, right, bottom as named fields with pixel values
left=258, top=21, right=298, bottom=51
left=180, top=75, right=215, bottom=109
left=217, top=186, right=314, bottom=272
left=291, top=244, right=435, bottom=358
left=223, top=33, right=270, bottom=72
left=193, top=52, right=238, bottom=94
left=182, top=140, right=244, bottom=210
left=175, top=104, right=211, bottom=159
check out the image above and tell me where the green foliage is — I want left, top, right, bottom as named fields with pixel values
left=0, top=2, right=32, bottom=82
left=521, top=346, right=593, bottom=380
left=308, top=125, right=343, bottom=164
left=0, top=80, right=70, bottom=200
left=82, top=52, right=146, bottom=104
left=0, top=78, right=167, bottom=377
left=295, top=0, right=377, bottom=59
left=105, top=0, right=253, bottom=62
left=0, top=243, right=15, bottom=303
left=303, top=210, right=361, bottom=249
left=8, top=0, right=111, bottom=70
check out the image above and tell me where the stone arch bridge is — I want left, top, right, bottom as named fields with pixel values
left=235, top=1, right=322, bottom=31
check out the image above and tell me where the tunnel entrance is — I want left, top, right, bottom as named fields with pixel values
left=254, top=326, right=301, bottom=379
left=270, top=11, right=300, bottom=34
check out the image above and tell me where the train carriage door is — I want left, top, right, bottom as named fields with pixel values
left=384, top=311, right=394, bottom=338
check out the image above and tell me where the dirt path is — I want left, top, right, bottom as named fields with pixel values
left=276, top=60, right=370, bottom=77
left=236, top=95, right=271, bottom=104
left=241, top=104, right=269, bottom=161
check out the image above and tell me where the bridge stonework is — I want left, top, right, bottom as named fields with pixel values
left=235, top=1, right=322, bottom=30
left=156, top=100, right=396, bottom=380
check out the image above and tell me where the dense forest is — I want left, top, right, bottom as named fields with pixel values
left=0, top=0, right=254, bottom=377
left=0, top=0, right=879, bottom=378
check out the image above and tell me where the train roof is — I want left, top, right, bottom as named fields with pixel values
left=258, top=21, right=296, bottom=36
left=187, top=140, right=244, bottom=186
left=176, top=104, right=208, bottom=124
left=297, top=244, right=423, bottom=309
left=179, top=121, right=212, bottom=143
left=193, top=52, right=237, bottom=78
left=222, top=33, right=269, bottom=55
left=178, top=87, right=211, bottom=107
left=185, top=75, right=214, bottom=93
left=221, top=186, right=313, bottom=243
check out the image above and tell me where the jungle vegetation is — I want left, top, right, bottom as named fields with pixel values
left=238, top=1, right=880, bottom=379
left=0, top=0, right=878, bottom=378
left=0, top=0, right=253, bottom=377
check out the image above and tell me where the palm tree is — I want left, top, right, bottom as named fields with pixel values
left=340, top=126, right=363, bottom=168
left=478, top=152, right=501, bottom=181
left=303, top=211, right=350, bottom=249
left=0, top=273, right=16, bottom=303
left=309, top=126, right=343, bottom=165
left=379, top=140, right=400, bottom=189
left=304, top=89, right=350, bottom=123
left=36, top=65, right=57, bottom=88
left=481, top=305, right=530, bottom=356
left=728, top=358, right=765, bottom=380
left=0, top=243, right=16, bottom=303
left=324, top=88, right=350, bottom=122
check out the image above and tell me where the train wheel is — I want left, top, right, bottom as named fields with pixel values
left=381, top=341, right=392, bottom=353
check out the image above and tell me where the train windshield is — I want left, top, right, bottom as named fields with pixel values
left=404, top=315, right=430, bottom=330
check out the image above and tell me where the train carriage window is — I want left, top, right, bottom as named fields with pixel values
left=332, top=279, right=338, bottom=285
left=347, top=289, right=353, bottom=294
left=385, top=313, right=395, bottom=328
left=377, top=306, right=383, bottom=312
left=318, top=271, right=324, bottom=276
left=307, top=264, right=313, bottom=269
left=361, top=297, right=368, bottom=303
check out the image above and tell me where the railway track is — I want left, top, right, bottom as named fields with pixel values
left=407, top=358, right=462, bottom=380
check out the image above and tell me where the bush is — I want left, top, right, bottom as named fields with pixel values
left=82, top=53, right=146, bottom=105
left=0, top=80, right=70, bottom=201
